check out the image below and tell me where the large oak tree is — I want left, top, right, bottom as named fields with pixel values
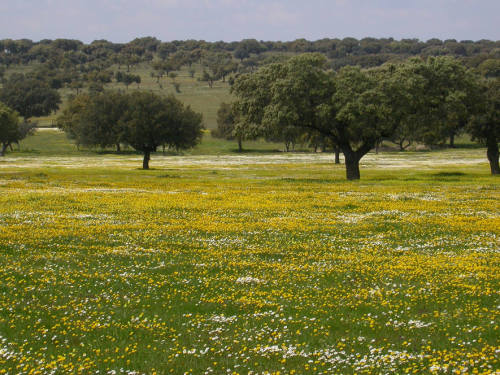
left=232, top=53, right=393, bottom=180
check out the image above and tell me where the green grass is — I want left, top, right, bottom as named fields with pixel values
left=0, top=125, right=498, bottom=375
left=14, top=126, right=485, bottom=161
left=15, top=128, right=285, bottom=156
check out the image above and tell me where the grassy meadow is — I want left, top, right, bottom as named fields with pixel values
left=0, top=132, right=499, bottom=374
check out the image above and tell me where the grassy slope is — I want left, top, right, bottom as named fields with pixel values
left=4, top=62, right=233, bottom=130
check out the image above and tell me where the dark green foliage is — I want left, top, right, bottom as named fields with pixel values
left=57, top=92, right=127, bottom=151
left=0, top=102, right=19, bottom=155
left=57, top=92, right=204, bottom=169
left=201, top=52, right=238, bottom=84
left=212, top=102, right=249, bottom=151
left=0, top=74, right=61, bottom=119
left=121, top=92, right=203, bottom=168
left=115, top=71, right=141, bottom=89
left=83, top=92, right=128, bottom=150
left=232, top=54, right=488, bottom=180
left=86, top=70, right=114, bottom=84
left=56, top=92, right=124, bottom=150
left=234, top=39, right=266, bottom=60
left=477, top=59, right=500, bottom=78
left=467, top=78, right=500, bottom=174
left=266, top=125, right=305, bottom=152
left=200, top=70, right=215, bottom=88
left=391, top=57, right=483, bottom=148
left=0, top=102, right=36, bottom=156
left=213, top=102, right=235, bottom=140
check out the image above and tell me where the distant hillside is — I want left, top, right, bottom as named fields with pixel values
left=1, top=37, right=499, bottom=128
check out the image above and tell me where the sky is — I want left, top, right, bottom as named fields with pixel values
left=0, top=0, right=499, bottom=43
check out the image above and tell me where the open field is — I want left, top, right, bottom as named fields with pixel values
left=0, top=145, right=499, bottom=374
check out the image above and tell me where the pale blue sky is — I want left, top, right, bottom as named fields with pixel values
left=1, top=0, right=498, bottom=42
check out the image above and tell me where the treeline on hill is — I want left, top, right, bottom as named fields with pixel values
left=0, top=37, right=499, bottom=95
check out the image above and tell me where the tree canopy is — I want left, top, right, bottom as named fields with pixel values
left=0, top=74, right=61, bottom=119
left=121, top=92, right=203, bottom=168
left=212, top=102, right=261, bottom=152
left=232, top=54, right=391, bottom=179
left=57, top=91, right=204, bottom=169
left=232, top=54, right=488, bottom=179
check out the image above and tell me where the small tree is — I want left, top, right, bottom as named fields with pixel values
left=0, top=102, right=35, bottom=156
left=200, top=70, right=215, bottom=88
left=213, top=102, right=245, bottom=151
left=115, top=71, right=141, bottom=90
left=0, top=102, right=19, bottom=156
left=169, top=72, right=181, bottom=93
left=56, top=94, right=92, bottom=149
left=265, top=125, right=305, bottom=152
left=121, top=92, right=203, bottom=169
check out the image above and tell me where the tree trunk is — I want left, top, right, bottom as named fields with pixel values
left=341, top=142, right=373, bottom=181
left=399, top=138, right=410, bottom=151
left=116, top=144, right=121, bottom=152
left=0, top=143, right=8, bottom=156
left=143, top=150, right=151, bottom=170
left=344, top=150, right=361, bottom=180
left=237, top=137, right=243, bottom=152
left=449, top=132, right=456, bottom=148
left=334, top=147, right=340, bottom=164
left=486, top=136, right=499, bottom=175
